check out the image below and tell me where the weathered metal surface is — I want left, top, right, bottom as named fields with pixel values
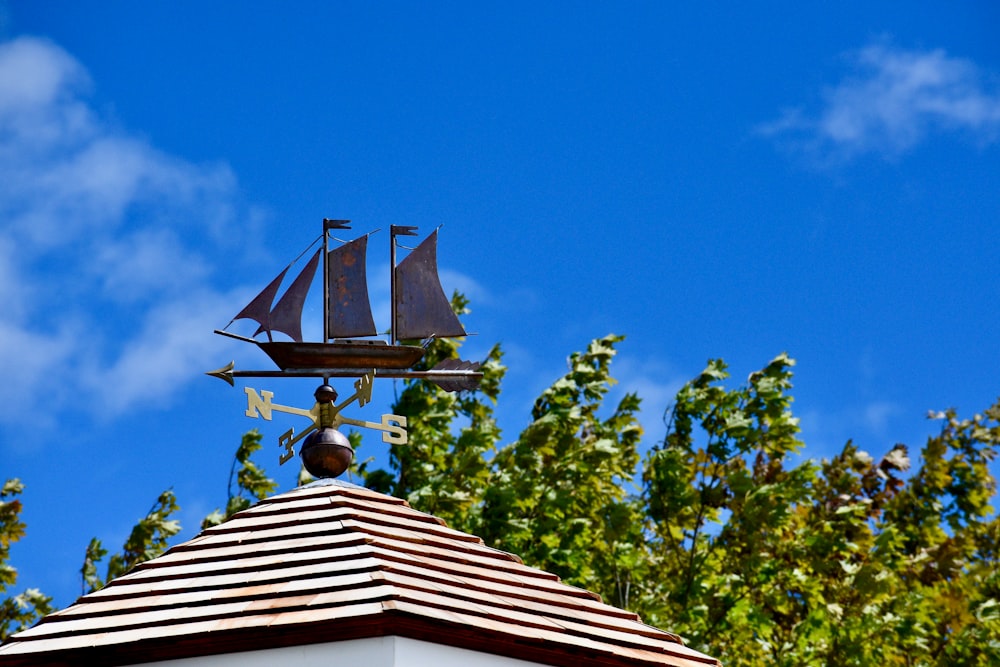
left=220, top=220, right=475, bottom=375
left=231, top=265, right=289, bottom=341
left=300, top=427, right=354, bottom=479
left=267, top=248, right=321, bottom=343
left=393, top=229, right=467, bottom=341
left=256, top=339, right=426, bottom=370
left=428, top=358, right=482, bottom=391
left=327, top=236, right=378, bottom=339
left=206, top=360, right=484, bottom=392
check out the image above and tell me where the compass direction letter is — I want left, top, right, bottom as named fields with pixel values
left=245, top=388, right=274, bottom=420
left=245, top=387, right=315, bottom=420
left=355, top=373, right=374, bottom=408
left=380, top=414, right=407, bottom=445
left=278, top=428, right=296, bottom=464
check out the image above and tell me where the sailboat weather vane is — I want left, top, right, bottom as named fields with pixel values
left=207, top=218, right=482, bottom=478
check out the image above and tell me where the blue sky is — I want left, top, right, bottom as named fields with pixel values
left=2, top=3, right=999, bottom=610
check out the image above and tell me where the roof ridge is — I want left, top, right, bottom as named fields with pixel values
left=381, top=599, right=714, bottom=665
left=232, top=495, right=447, bottom=526
left=373, top=572, right=659, bottom=637
left=256, top=482, right=408, bottom=508
left=371, top=568, right=639, bottom=621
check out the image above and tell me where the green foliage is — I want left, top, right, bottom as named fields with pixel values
left=370, top=328, right=644, bottom=603
left=371, top=292, right=506, bottom=524
left=79, top=431, right=279, bottom=599
left=371, top=334, right=1000, bottom=666
left=639, top=356, right=1000, bottom=666
left=4, top=291, right=999, bottom=663
left=81, top=490, right=181, bottom=594
left=201, top=429, right=278, bottom=529
left=0, top=479, right=53, bottom=640
left=477, top=334, right=642, bottom=594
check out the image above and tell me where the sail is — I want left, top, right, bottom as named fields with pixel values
left=393, top=229, right=466, bottom=341
left=327, top=235, right=377, bottom=338
left=231, top=265, right=290, bottom=342
left=265, top=248, right=321, bottom=343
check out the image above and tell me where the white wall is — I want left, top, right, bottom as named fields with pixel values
left=138, top=635, right=544, bottom=667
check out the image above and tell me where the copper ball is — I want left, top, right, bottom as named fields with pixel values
left=300, top=427, right=354, bottom=478
left=314, top=384, right=338, bottom=403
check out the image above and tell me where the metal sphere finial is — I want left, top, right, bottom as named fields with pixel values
left=300, top=427, right=353, bottom=478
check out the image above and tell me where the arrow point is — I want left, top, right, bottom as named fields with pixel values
left=206, top=361, right=236, bottom=386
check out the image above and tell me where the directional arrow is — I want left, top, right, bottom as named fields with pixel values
left=205, top=360, right=483, bottom=392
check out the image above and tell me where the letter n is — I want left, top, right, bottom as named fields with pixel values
left=245, top=387, right=274, bottom=420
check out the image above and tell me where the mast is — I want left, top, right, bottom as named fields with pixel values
left=390, top=225, right=418, bottom=345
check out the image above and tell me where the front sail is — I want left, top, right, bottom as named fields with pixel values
left=265, top=248, right=321, bottom=343
left=393, top=229, right=466, bottom=341
left=231, top=265, right=290, bottom=342
left=327, top=236, right=377, bottom=339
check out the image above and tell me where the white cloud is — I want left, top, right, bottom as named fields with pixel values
left=797, top=398, right=904, bottom=460
left=607, top=354, right=687, bottom=445
left=760, top=41, right=1000, bottom=161
left=0, top=36, right=256, bottom=426
left=439, top=267, right=491, bottom=307
left=88, top=289, right=240, bottom=416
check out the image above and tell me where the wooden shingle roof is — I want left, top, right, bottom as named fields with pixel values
left=0, top=480, right=720, bottom=667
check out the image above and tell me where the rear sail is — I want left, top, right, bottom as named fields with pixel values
left=393, top=229, right=466, bottom=341
left=327, top=235, right=378, bottom=339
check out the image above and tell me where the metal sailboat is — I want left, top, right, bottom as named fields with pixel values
left=215, top=219, right=468, bottom=372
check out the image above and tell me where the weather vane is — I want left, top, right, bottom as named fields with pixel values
left=207, top=219, right=482, bottom=478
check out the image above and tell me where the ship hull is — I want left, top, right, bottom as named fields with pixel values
left=256, top=340, right=425, bottom=370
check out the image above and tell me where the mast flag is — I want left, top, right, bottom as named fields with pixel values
left=324, top=218, right=351, bottom=231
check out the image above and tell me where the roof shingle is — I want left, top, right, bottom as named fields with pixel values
left=0, top=480, right=720, bottom=667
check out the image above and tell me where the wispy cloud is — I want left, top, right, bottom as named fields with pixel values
left=0, top=37, right=256, bottom=426
left=760, top=41, right=1000, bottom=161
left=609, top=354, right=688, bottom=447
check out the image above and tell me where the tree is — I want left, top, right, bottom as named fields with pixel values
left=201, top=429, right=280, bottom=529
left=0, top=479, right=53, bottom=640
left=81, top=430, right=283, bottom=595
left=369, top=336, right=1000, bottom=665
left=370, top=327, right=646, bottom=603
left=4, top=294, right=998, bottom=662
left=81, top=489, right=181, bottom=594
left=366, top=292, right=505, bottom=522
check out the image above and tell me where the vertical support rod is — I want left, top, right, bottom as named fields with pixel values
left=323, top=222, right=330, bottom=385
left=390, top=228, right=397, bottom=346
left=323, top=223, right=329, bottom=344
left=389, top=225, right=418, bottom=346
left=323, top=218, right=352, bottom=384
